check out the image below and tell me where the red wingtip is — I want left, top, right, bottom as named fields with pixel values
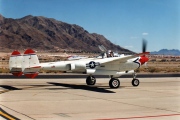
left=11, top=50, right=21, bottom=56
left=24, top=49, right=35, bottom=54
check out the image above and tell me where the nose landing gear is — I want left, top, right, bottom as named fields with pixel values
left=132, top=72, right=140, bottom=87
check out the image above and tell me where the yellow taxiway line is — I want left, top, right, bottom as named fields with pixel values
left=0, top=108, right=20, bottom=120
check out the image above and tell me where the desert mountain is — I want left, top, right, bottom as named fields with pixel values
left=151, top=49, right=180, bottom=56
left=0, top=14, right=133, bottom=53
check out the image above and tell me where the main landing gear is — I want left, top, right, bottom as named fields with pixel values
left=86, top=75, right=120, bottom=88
left=86, top=75, right=121, bottom=88
left=86, top=73, right=140, bottom=88
left=109, top=78, right=120, bottom=88
left=86, top=76, right=96, bottom=85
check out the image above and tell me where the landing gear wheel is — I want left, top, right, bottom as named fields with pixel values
left=109, top=78, right=120, bottom=88
left=86, top=76, right=96, bottom=85
left=132, top=79, right=140, bottom=87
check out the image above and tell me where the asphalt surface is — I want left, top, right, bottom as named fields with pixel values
left=0, top=73, right=180, bottom=79
left=0, top=77, right=180, bottom=120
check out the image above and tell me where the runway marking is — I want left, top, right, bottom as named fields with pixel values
left=0, top=107, right=20, bottom=120
left=96, top=114, right=180, bottom=120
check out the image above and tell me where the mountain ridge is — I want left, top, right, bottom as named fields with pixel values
left=151, top=49, right=180, bottom=56
left=0, top=14, right=133, bottom=53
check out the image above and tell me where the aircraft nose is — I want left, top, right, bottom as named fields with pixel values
left=139, top=56, right=149, bottom=65
left=145, top=57, right=149, bottom=62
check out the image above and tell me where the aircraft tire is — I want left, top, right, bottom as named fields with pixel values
left=86, top=76, right=96, bottom=85
left=109, top=78, right=120, bottom=88
left=132, top=79, right=140, bottom=86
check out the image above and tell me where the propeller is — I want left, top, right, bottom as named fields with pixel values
left=142, top=39, right=147, bottom=53
left=98, top=45, right=107, bottom=52
left=98, top=45, right=108, bottom=58
left=141, top=39, right=149, bottom=67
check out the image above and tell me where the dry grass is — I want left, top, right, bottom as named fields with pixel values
left=0, top=67, right=10, bottom=73
left=136, top=61, right=180, bottom=73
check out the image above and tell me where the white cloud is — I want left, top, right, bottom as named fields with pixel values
left=124, top=46, right=133, bottom=48
left=142, top=32, right=149, bottom=36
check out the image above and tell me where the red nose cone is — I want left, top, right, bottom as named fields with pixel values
left=139, top=56, right=149, bottom=65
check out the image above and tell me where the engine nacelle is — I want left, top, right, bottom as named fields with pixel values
left=70, top=62, right=86, bottom=71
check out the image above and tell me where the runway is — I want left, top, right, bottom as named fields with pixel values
left=0, top=73, right=180, bottom=79
left=0, top=77, right=180, bottom=120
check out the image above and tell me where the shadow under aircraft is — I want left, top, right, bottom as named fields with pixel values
left=0, top=83, right=116, bottom=94
left=47, top=82, right=116, bottom=93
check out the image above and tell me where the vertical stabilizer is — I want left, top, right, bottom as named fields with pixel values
left=9, top=50, right=23, bottom=77
left=22, top=49, right=40, bottom=78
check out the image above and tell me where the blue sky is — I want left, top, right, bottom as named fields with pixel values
left=0, top=0, right=179, bottom=52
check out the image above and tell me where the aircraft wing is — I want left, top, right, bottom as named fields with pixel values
left=99, top=52, right=150, bottom=65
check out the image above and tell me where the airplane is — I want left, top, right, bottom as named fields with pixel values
left=9, top=40, right=149, bottom=88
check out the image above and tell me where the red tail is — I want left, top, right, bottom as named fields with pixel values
left=12, top=72, right=23, bottom=77
left=24, top=73, right=38, bottom=78
left=11, top=50, right=21, bottom=56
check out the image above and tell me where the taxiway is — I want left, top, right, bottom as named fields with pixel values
left=0, top=77, right=180, bottom=120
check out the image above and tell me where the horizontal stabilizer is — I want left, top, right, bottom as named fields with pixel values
left=23, top=66, right=41, bottom=73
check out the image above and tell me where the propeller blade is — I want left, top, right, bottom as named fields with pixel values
left=98, top=45, right=107, bottom=52
left=142, top=39, right=147, bottom=53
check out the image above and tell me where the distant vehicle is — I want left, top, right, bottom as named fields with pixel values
left=9, top=40, right=149, bottom=88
